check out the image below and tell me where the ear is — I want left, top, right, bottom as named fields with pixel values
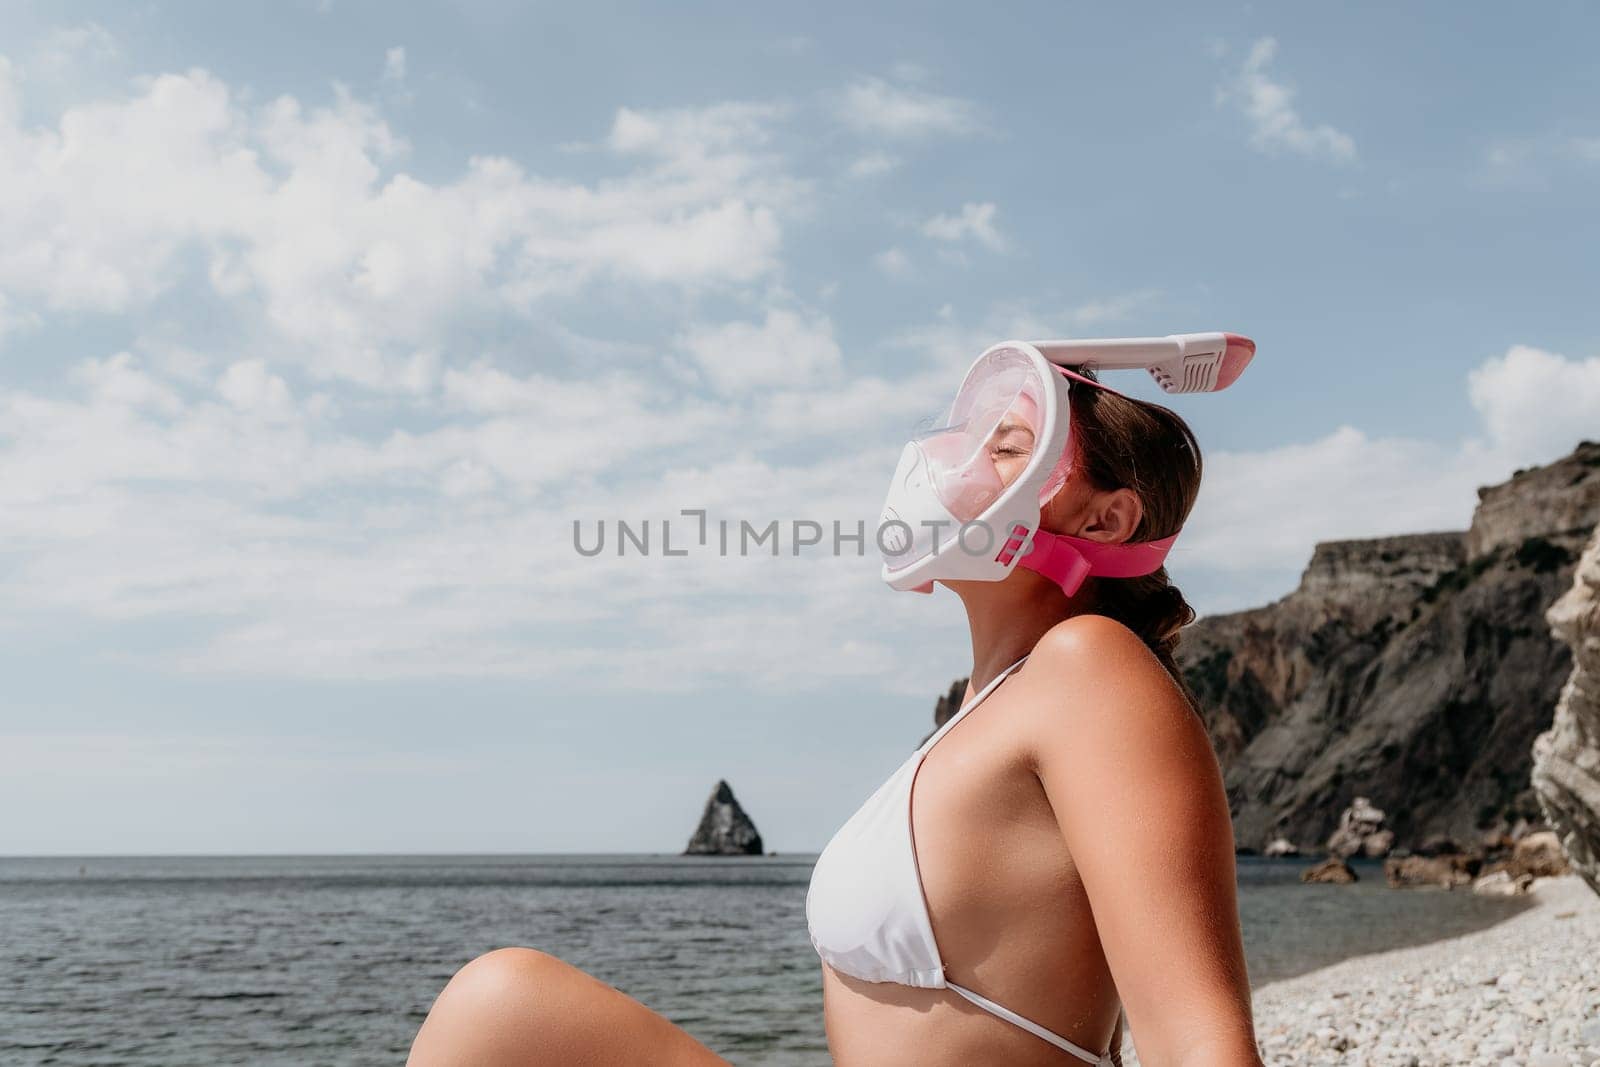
left=1076, top=486, right=1143, bottom=545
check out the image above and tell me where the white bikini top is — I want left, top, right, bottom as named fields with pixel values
left=806, top=655, right=1121, bottom=1064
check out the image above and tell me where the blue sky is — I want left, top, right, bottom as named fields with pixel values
left=2, top=1, right=1598, bottom=854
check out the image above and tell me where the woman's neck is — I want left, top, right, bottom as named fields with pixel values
left=949, top=570, right=1097, bottom=692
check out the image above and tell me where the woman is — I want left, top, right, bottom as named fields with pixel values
left=408, top=342, right=1262, bottom=1066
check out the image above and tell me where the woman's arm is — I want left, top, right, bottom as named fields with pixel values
left=1020, top=615, right=1263, bottom=1067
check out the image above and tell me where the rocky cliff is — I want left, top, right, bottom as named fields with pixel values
left=1181, top=440, right=1600, bottom=852
left=1533, top=521, right=1600, bottom=896
left=921, top=679, right=967, bottom=746
left=921, top=442, right=1600, bottom=854
left=683, top=779, right=765, bottom=856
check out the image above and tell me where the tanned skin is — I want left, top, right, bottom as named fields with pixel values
left=407, top=420, right=1262, bottom=1067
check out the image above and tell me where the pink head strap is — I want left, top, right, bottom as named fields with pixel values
left=1018, top=363, right=1180, bottom=595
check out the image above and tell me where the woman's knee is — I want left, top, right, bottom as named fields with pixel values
left=409, top=947, right=578, bottom=1065
left=411, top=947, right=726, bottom=1067
left=451, top=947, right=564, bottom=1001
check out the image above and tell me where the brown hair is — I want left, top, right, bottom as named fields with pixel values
left=1058, top=368, right=1203, bottom=711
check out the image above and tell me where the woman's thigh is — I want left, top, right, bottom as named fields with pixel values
left=408, top=948, right=732, bottom=1067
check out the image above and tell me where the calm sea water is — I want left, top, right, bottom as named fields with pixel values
left=0, top=854, right=1530, bottom=1066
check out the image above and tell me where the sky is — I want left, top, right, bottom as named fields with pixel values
left=2, top=1, right=1598, bottom=855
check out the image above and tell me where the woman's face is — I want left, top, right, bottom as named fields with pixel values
left=987, top=390, right=1090, bottom=533
left=962, top=377, right=1143, bottom=548
left=985, top=409, right=1038, bottom=491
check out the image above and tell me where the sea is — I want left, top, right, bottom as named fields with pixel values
left=0, top=853, right=1532, bottom=1066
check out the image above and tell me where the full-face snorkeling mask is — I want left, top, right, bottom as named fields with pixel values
left=878, top=332, right=1256, bottom=595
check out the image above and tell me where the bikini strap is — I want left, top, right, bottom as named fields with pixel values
left=917, top=654, right=1030, bottom=755
left=946, top=981, right=1107, bottom=1064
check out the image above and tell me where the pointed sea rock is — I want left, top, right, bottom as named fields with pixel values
left=683, top=779, right=764, bottom=856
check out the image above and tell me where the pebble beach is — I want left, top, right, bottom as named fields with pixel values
left=1128, top=875, right=1600, bottom=1066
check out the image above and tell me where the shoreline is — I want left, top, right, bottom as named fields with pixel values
left=1132, top=875, right=1600, bottom=1066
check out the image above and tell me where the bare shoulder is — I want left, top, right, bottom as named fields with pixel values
left=1028, top=613, right=1162, bottom=673
left=1014, top=613, right=1207, bottom=771
left=1014, top=616, right=1255, bottom=1063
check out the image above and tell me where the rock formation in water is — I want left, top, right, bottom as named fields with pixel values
left=1180, top=440, right=1600, bottom=854
left=1533, top=520, right=1600, bottom=897
left=683, top=779, right=764, bottom=856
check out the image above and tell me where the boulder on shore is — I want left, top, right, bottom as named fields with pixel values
left=1510, top=829, right=1572, bottom=876
left=1477, top=829, right=1573, bottom=883
left=1361, top=829, right=1396, bottom=857
left=683, top=779, right=764, bottom=856
left=1301, top=857, right=1358, bottom=884
left=1384, top=853, right=1480, bottom=889
left=1472, top=869, right=1535, bottom=896
left=1327, top=796, right=1392, bottom=859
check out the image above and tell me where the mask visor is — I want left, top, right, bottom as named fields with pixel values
left=880, top=347, right=1052, bottom=572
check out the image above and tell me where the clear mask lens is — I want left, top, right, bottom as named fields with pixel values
left=911, top=349, right=1046, bottom=523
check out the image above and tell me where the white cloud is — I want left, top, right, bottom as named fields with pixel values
left=2, top=303, right=1595, bottom=692
left=1218, top=38, right=1355, bottom=163
left=1180, top=426, right=1478, bottom=574
left=0, top=63, right=271, bottom=313
left=834, top=76, right=983, bottom=140
left=69, top=350, right=184, bottom=415
left=920, top=201, right=1006, bottom=251
left=2, top=356, right=740, bottom=650
left=677, top=307, right=842, bottom=393
left=886, top=298, right=1156, bottom=370
left=1479, top=138, right=1549, bottom=190
left=1, top=48, right=1591, bottom=699
left=1063, top=290, right=1158, bottom=328
left=0, top=291, right=41, bottom=346
left=0, top=64, right=797, bottom=387
left=607, top=100, right=781, bottom=158
left=1182, top=344, right=1600, bottom=578
left=874, top=246, right=912, bottom=278
left=1479, top=133, right=1600, bottom=189
left=0, top=356, right=906, bottom=686
left=0, top=59, right=873, bottom=686
left=25, top=22, right=120, bottom=78
left=382, top=46, right=406, bottom=83
left=847, top=151, right=899, bottom=178
left=1467, top=344, right=1600, bottom=463
left=889, top=61, right=929, bottom=84
left=217, top=359, right=295, bottom=419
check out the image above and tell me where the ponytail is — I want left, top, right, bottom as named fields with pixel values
left=1062, top=374, right=1203, bottom=712
left=1089, top=567, right=1200, bottom=713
